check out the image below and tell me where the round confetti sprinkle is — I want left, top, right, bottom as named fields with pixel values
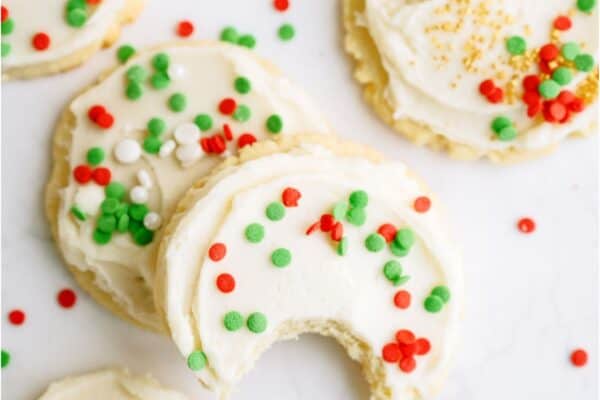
left=133, top=228, right=154, bottom=246
left=219, top=98, right=237, bottom=115
left=234, top=76, right=251, bottom=94
left=539, top=80, right=560, bottom=99
left=152, top=52, right=170, bottom=71
left=393, top=290, right=411, bottom=309
left=266, top=114, right=283, bottom=133
left=97, top=215, right=116, bottom=233
left=539, top=43, right=559, bottom=62
left=271, top=248, right=292, bottom=267
left=346, top=207, right=366, bottom=226
left=86, top=147, right=104, bottom=166
left=415, top=338, right=431, bottom=355
left=389, top=240, right=409, bottom=257
left=1, top=6, right=8, bottom=22
left=349, top=190, right=368, bottom=208
left=561, top=42, right=581, bottom=61
left=522, top=75, right=541, bottom=91
left=168, top=93, right=187, bottom=112
left=337, top=237, right=348, bottom=256
left=57, top=289, right=77, bottom=308
left=431, top=286, right=451, bottom=303
left=478, top=79, right=495, bottom=96
left=424, top=295, right=443, bottom=313
left=394, top=228, right=415, bottom=250
left=413, top=196, right=431, bottom=213
left=574, top=54, right=595, bottom=72
left=2, top=18, right=14, bottom=35
left=1, top=350, right=10, bottom=368
left=1, top=42, right=11, bottom=57
left=577, top=0, right=596, bottom=12
left=517, top=217, right=535, bottom=233
left=220, top=26, right=239, bottom=43
left=395, top=329, right=416, bottom=344
left=88, top=104, right=107, bottom=122
left=8, top=309, right=25, bottom=325
left=66, top=8, right=87, bottom=27
left=496, top=126, right=517, bottom=141
left=177, top=20, right=194, bottom=37
left=73, top=165, right=92, bottom=183
left=32, top=32, right=51, bottom=51
left=365, top=233, right=385, bottom=252
left=238, top=34, right=256, bottom=49
left=233, top=105, right=251, bottom=122
left=274, top=0, right=289, bottom=12
left=194, top=114, right=213, bottom=131
left=147, top=117, right=166, bottom=136
left=278, top=23, right=295, bottom=41
left=126, top=81, right=143, bottom=100
left=505, top=36, right=526, bottom=55
left=92, top=167, right=111, bottom=186
left=247, top=312, right=268, bottom=333
left=382, top=343, right=401, bottom=362
left=208, top=243, right=227, bottom=261
left=571, top=349, right=588, bottom=367
left=378, top=224, right=397, bottom=243
left=399, top=357, right=416, bottom=373
left=96, top=112, right=114, bottom=129
left=117, top=44, right=135, bottom=63
left=101, top=198, right=119, bottom=214
left=143, top=137, right=162, bottom=154
left=216, top=273, right=235, bottom=293
left=93, top=228, right=112, bottom=244
left=126, top=65, right=147, bottom=83
left=150, top=72, right=170, bottom=89
left=553, top=16, right=572, bottom=31
left=552, top=67, right=572, bottom=86
left=187, top=351, right=207, bottom=371
left=332, top=202, right=348, bottom=220
left=223, top=311, right=244, bottom=331
left=491, top=116, right=512, bottom=133
left=238, top=133, right=257, bottom=148
left=266, top=202, right=285, bottom=221
left=282, top=187, right=301, bottom=207
left=383, top=260, right=402, bottom=285
left=245, top=223, right=265, bottom=243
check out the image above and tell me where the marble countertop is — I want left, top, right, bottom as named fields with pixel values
left=2, top=1, right=597, bottom=399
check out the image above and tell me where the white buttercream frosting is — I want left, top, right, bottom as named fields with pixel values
left=161, top=144, right=462, bottom=399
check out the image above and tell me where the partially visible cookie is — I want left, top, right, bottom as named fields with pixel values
left=37, top=368, right=187, bottom=400
left=156, top=135, right=463, bottom=399
left=45, top=42, right=334, bottom=332
left=344, top=0, right=598, bottom=162
left=1, top=0, right=143, bottom=80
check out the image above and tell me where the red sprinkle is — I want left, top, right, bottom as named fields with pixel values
left=415, top=338, right=431, bottom=355
left=382, top=343, right=401, bottom=362
left=548, top=101, right=567, bottom=121
left=330, top=222, right=343, bottom=241
left=569, top=98, right=585, bottom=112
left=211, top=135, right=227, bottom=154
left=92, top=167, right=111, bottom=186
left=218, top=98, right=237, bottom=115
left=571, top=349, right=588, bottom=367
left=320, top=214, right=336, bottom=232
left=523, top=91, right=541, bottom=106
left=527, top=102, right=542, bottom=118
left=378, top=224, right=397, bottom=243
left=486, top=87, right=504, bottom=103
left=305, top=221, right=319, bottom=235
left=32, top=32, right=51, bottom=51
left=393, top=290, right=411, bottom=309
left=399, top=342, right=417, bottom=357
left=273, top=0, right=289, bottom=12
left=413, top=196, right=431, bottom=213
left=208, top=243, right=226, bottom=261
left=238, top=133, right=257, bottom=148
left=478, top=79, right=496, bottom=96
left=200, top=137, right=211, bottom=152
left=177, top=20, right=194, bottom=37
left=538, top=60, right=553, bottom=74
left=539, top=43, right=559, bottom=62
left=517, top=217, right=535, bottom=234
left=282, top=187, right=301, bottom=207
left=1, top=6, right=8, bottom=22
left=216, top=273, right=235, bottom=293
left=553, top=16, right=572, bottom=31
left=86, top=0, right=103, bottom=4
left=522, top=75, right=541, bottom=92
left=87, top=105, right=106, bottom=122
left=73, top=165, right=93, bottom=184
left=396, top=329, right=416, bottom=344
left=223, top=124, right=234, bottom=141
left=57, top=289, right=77, bottom=308
left=557, top=90, right=575, bottom=105
left=399, top=357, right=417, bottom=373
left=8, top=309, right=25, bottom=325
left=96, top=112, right=114, bottom=129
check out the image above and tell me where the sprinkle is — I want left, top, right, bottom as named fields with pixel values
left=126, top=66, right=147, bottom=83
left=522, top=75, right=540, bottom=91
left=208, top=243, right=227, bottom=262
left=177, top=20, right=194, bottom=37
left=577, top=0, right=596, bottom=12
left=238, top=34, right=256, bottom=49
left=415, top=338, right=431, bottom=355
left=561, top=42, right=581, bottom=61
left=271, top=248, right=292, bottom=267
left=431, top=286, right=451, bottom=303
left=105, top=182, right=126, bottom=200
left=539, top=80, right=560, bottom=99
left=548, top=101, right=568, bottom=121
left=224, top=124, right=234, bottom=141
left=245, top=223, right=265, bottom=243
left=382, top=343, right=401, bottom=362
left=88, top=105, right=106, bottom=122
left=393, top=290, right=411, bottom=309
left=1, top=43, right=10, bottom=57
left=126, top=82, right=143, bottom=100
left=97, top=215, right=116, bottom=233
left=152, top=52, right=170, bottom=71
left=32, top=32, right=51, bottom=51
left=117, top=44, right=135, bottom=63
left=1, top=350, right=10, bottom=368
left=247, top=312, right=268, bottom=333
left=1, top=6, right=8, bottom=22
left=349, top=190, right=368, bottom=208
left=346, top=207, right=366, bottom=226
left=383, top=260, right=403, bottom=285
left=234, top=76, right=252, bottom=94
left=396, top=329, right=416, bottom=344
left=219, top=98, right=237, bottom=115
left=101, top=198, right=119, bottom=214
left=505, top=36, right=526, bottom=55
left=273, top=0, right=289, bottom=12
left=66, top=8, right=87, bottom=27
left=337, top=237, right=348, bottom=255
left=220, top=26, right=239, bottom=43
left=552, top=67, right=572, bottom=86
left=553, top=16, right=572, bottom=31
left=216, top=273, right=236, bottom=293
left=223, top=311, right=244, bottom=331
left=278, top=24, right=295, bottom=41
left=574, top=54, right=595, bottom=72
left=143, top=212, right=162, bottom=230
left=70, top=205, right=87, bottom=221
left=233, top=105, right=251, bottom=122
left=266, top=202, right=285, bottom=221
left=319, top=214, right=335, bottom=231
left=238, top=133, right=257, bottom=148
left=424, top=295, right=443, bottom=313
left=168, top=93, right=187, bottom=112
left=517, top=217, right=535, bottom=233
left=390, top=240, right=409, bottom=257
left=486, top=87, right=504, bottom=103
left=8, top=309, right=25, bottom=325
left=174, top=122, right=200, bottom=144
left=282, top=187, right=301, bottom=207
left=194, top=114, right=213, bottom=131
left=187, top=351, right=207, bottom=371
left=57, top=289, right=77, bottom=308
left=73, top=165, right=93, bottom=184
left=143, top=137, right=162, bottom=154
left=571, top=349, right=588, bottom=367
left=150, top=72, right=170, bottom=89
left=266, top=114, right=283, bottom=133
left=129, top=186, right=149, bottom=204
left=478, top=79, right=495, bottom=96
left=1, top=18, right=14, bottom=35
left=413, top=196, right=431, bottom=213
left=332, top=202, right=348, bottom=220
left=306, top=222, right=319, bottom=235
left=539, top=43, right=559, bottom=62
left=133, top=228, right=153, bottom=246
left=114, top=139, right=141, bottom=164
left=399, top=357, right=416, bottom=373
left=92, top=167, right=111, bottom=186
left=491, top=116, right=512, bottom=133
left=394, top=228, right=415, bottom=250
left=378, top=224, right=397, bottom=243
left=331, top=222, right=344, bottom=241
left=365, top=233, right=385, bottom=252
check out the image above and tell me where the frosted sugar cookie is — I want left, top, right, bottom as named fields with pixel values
left=156, top=136, right=462, bottom=399
left=344, top=0, right=598, bottom=162
left=1, top=0, right=143, bottom=80
left=45, top=42, right=333, bottom=332
left=38, top=368, right=187, bottom=400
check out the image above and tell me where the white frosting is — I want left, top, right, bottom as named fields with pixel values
left=55, top=43, right=333, bottom=331
left=2, top=0, right=125, bottom=69
left=37, top=369, right=187, bottom=400
left=161, top=145, right=463, bottom=399
left=362, top=0, right=598, bottom=151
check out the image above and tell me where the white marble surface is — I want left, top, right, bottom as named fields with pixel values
left=1, top=1, right=597, bottom=399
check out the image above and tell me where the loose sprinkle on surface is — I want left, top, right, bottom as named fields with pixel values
left=571, top=349, right=588, bottom=367
left=517, top=217, right=535, bottom=233
left=57, top=289, right=77, bottom=308
left=177, top=20, right=194, bottom=37
left=8, top=309, right=25, bottom=325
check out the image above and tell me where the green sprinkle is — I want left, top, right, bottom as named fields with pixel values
left=168, top=93, right=187, bottom=112
left=394, top=228, right=415, bottom=250
left=496, top=126, right=518, bottom=141
left=133, top=227, right=154, bottom=246
left=93, top=228, right=112, bottom=245
left=337, top=237, right=348, bottom=256
left=128, top=204, right=149, bottom=221
left=66, top=0, right=86, bottom=12
left=194, top=114, right=213, bottom=131
left=505, top=35, right=526, bottom=55
left=538, top=79, right=560, bottom=99
left=271, top=248, right=292, bottom=267
left=574, top=53, right=595, bottom=72
left=431, top=286, right=451, bottom=303
left=128, top=219, right=143, bottom=235
left=187, top=351, right=207, bottom=371
left=66, top=8, right=87, bottom=28
left=346, top=207, right=366, bottom=226
left=2, top=19, right=15, bottom=35
left=266, top=202, right=285, bottom=221
left=86, top=147, right=104, bottom=166
left=390, top=241, right=409, bottom=257
left=147, top=117, right=166, bottom=136
left=126, top=81, right=143, bottom=100
left=332, top=202, right=348, bottom=220
left=97, top=215, right=116, bottom=233
left=150, top=72, right=170, bottom=89
left=1, top=42, right=11, bottom=57
left=247, top=312, right=268, bottom=333
left=105, top=182, right=126, bottom=200
left=234, top=76, right=252, bottom=94
left=491, top=116, right=512, bottom=134
left=233, top=104, right=251, bottom=122
left=220, top=26, right=239, bottom=43
left=1, top=350, right=10, bottom=368
left=117, top=44, right=136, bottom=63
left=349, top=190, right=368, bottom=208
left=117, top=214, right=129, bottom=232
left=577, top=0, right=596, bottom=12
left=561, top=42, right=580, bottom=61
left=383, top=260, right=403, bottom=285
left=152, top=52, right=170, bottom=71
left=126, top=65, right=147, bottom=83
left=424, top=295, right=444, bottom=313
left=245, top=223, right=265, bottom=243
left=266, top=114, right=283, bottom=133
left=223, top=311, right=244, bottom=331
left=365, top=233, right=385, bottom=252
left=70, top=205, right=86, bottom=221
left=143, top=137, right=162, bottom=154
left=552, top=67, right=572, bottom=86
left=396, top=276, right=411, bottom=286
left=278, top=23, right=295, bottom=41
left=101, top=198, right=119, bottom=214
left=115, top=203, right=129, bottom=219
left=238, top=34, right=256, bottom=49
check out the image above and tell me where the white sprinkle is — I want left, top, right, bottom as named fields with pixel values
left=143, top=211, right=162, bottom=230
left=174, top=122, right=200, bottom=145
left=176, top=143, right=203, bottom=166
left=159, top=139, right=176, bottom=158
left=114, top=139, right=142, bottom=164
left=74, top=186, right=105, bottom=215
left=129, top=185, right=149, bottom=204
left=137, top=169, right=153, bottom=189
